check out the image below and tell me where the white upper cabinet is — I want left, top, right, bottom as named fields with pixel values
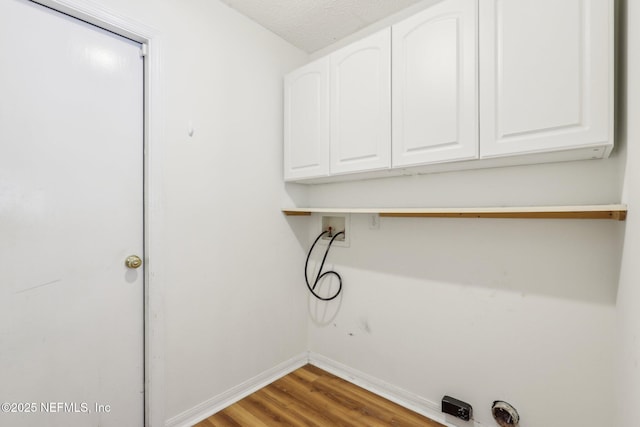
left=283, top=0, right=614, bottom=183
left=479, top=0, right=613, bottom=158
left=284, top=57, right=330, bottom=181
left=392, top=0, right=478, bottom=167
left=330, top=28, right=391, bottom=175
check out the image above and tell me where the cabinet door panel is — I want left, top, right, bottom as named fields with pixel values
left=392, top=0, right=478, bottom=167
left=480, top=0, right=613, bottom=158
left=331, top=28, right=391, bottom=175
left=284, top=58, right=330, bottom=180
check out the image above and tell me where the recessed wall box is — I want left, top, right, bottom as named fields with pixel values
left=317, top=214, right=350, bottom=248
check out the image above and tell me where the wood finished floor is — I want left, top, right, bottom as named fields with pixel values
left=193, top=364, right=445, bottom=427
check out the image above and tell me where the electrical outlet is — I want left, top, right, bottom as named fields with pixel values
left=442, top=396, right=472, bottom=421
left=368, top=213, right=380, bottom=230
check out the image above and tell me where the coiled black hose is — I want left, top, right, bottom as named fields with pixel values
left=304, top=230, right=345, bottom=301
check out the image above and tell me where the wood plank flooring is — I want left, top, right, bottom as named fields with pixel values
left=194, top=364, right=445, bottom=427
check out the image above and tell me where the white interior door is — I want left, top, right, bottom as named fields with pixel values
left=0, top=1, right=144, bottom=426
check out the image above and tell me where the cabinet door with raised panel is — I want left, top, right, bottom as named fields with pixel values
left=330, top=28, right=391, bottom=175
left=480, top=0, right=613, bottom=158
left=392, top=0, right=478, bottom=167
left=284, top=57, right=330, bottom=181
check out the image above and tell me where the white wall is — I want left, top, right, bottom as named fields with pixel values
left=298, top=3, right=628, bottom=427
left=616, top=0, right=640, bottom=425
left=82, top=0, right=310, bottom=423
left=51, top=1, right=635, bottom=426
left=305, top=213, right=623, bottom=427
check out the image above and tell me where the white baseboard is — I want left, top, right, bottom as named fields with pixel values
left=307, top=352, right=484, bottom=427
left=165, top=351, right=486, bottom=427
left=307, top=352, right=448, bottom=425
left=164, top=352, right=308, bottom=427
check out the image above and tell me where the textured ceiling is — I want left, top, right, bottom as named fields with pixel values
left=219, top=0, right=424, bottom=53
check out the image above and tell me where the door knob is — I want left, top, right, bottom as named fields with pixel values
left=125, top=255, right=142, bottom=269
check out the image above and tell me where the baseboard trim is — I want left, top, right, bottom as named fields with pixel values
left=166, top=352, right=485, bottom=427
left=307, top=352, right=458, bottom=427
left=164, top=352, right=308, bottom=427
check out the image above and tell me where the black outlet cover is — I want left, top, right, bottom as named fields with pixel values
left=442, top=395, right=472, bottom=421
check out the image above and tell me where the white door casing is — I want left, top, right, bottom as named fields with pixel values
left=0, top=1, right=144, bottom=425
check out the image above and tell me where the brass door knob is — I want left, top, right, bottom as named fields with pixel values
left=125, top=255, right=142, bottom=269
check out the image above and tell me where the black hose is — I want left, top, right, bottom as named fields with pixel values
left=304, top=230, right=345, bottom=301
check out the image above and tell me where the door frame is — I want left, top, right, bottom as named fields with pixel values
left=28, top=0, right=165, bottom=425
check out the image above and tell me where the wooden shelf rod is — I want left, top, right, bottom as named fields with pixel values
left=282, top=205, right=627, bottom=221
